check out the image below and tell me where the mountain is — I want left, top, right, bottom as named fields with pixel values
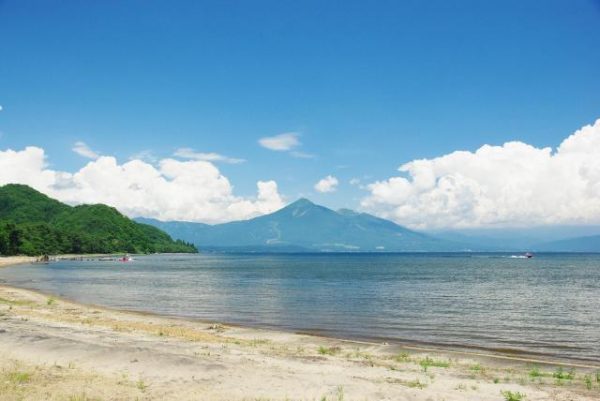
left=430, top=226, right=600, bottom=252
left=137, top=198, right=464, bottom=252
left=533, top=235, right=600, bottom=252
left=0, top=184, right=197, bottom=255
left=0, top=183, right=69, bottom=224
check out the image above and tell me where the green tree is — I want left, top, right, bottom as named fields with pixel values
left=0, top=226, right=8, bottom=255
left=8, top=224, right=23, bottom=255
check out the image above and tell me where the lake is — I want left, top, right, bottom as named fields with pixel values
left=1, top=253, right=598, bottom=363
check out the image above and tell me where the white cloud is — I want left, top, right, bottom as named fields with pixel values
left=0, top=146, right=284, bottom=224
left=72, top=141, right=100, bottom=159
left=259, top=132, right=300, bottom=151
left=349, top=178, right=361, bottom=186
left=174, top=148, right=245, bottom=164
left=314, top=175, right=339, bottom=193
left=362, top=118, right=600, bottom=229
left=0, top=105, right=3, bottom=112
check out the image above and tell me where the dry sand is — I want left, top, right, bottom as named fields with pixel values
left=0, top=256, right=38, bottom=268
left=0, top=258, right=598, bottom=400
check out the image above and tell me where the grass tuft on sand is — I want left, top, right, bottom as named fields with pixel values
left=501, top=390, right=526, bottom=401
left=419, top=357, right=450, bottom=371
left=318, top=346, right=341, bottom=356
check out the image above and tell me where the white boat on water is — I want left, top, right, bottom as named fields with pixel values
left=509, top=252, right=534, bottom=259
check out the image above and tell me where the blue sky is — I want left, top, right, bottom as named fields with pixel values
left=1, top=1, right=600, bottom=227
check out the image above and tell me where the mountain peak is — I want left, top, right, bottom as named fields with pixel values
left=286, top=198, right=316, bottom=208
left=275, top=197, right=332, bottom=219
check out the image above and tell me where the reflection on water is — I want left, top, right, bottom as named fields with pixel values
left=1, top=253, right=599, bottom=362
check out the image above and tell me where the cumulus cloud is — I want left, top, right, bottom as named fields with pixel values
left=72, top=141, right=100, bottom=159
left=0, top=105, right=3, bottom=112
left=0, top=147, right=284, bottom=223
left=174, top=148, right=245, bottom=164
left=259, top=132, right=300, bottom=151
left=314, top=175, right=339, bottom=193
left=362, top=119, right=600, bottom=229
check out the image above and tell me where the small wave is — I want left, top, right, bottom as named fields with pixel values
left=509, top=255, right=528, bottom=259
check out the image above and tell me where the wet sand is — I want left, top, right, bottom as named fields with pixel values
left=0, top=257, right=599, bottom=400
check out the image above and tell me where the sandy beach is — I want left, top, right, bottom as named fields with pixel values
left=0, top=256, right=38, bottom=268
left=0, top=258, right=598, bottom=401
left=0, top=255, right=120, bottom=269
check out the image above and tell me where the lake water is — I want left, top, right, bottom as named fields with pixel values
left=1, top=253, right=599, bottom=363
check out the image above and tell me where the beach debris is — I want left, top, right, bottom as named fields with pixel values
left=207, top=323, right=226, bottom=332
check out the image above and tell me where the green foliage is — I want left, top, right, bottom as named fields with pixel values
left=318, top=346, right=341, bottom=356
left=501, top=390, right=526, bottom=401
left=469, top=363, right=484, bottom=372
left=584, top=374, right=592, bottom=390
left=393, top=352, right=411, bottom=362
left=419, top=357, right=450, bottom=371
left=136, top=379, right=148, bottom=391
left=553, top=367, right=575, bottom=380
left=0, top=184, right=69, bottom=224
left=7, top=371, right=31, bottom=384
left=528, top=366, right=541, bottom=378
left=0, top=184, right=197, bottom=256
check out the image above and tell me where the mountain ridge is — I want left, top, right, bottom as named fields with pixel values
left=533, top=234, right=600, bottom=252
left=137, top=198, right=465, bottom=252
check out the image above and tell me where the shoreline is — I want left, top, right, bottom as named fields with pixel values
left=1, top=257, right=599, bottom=400
left=1, top=256, right=598, bottom=369
left=4, top=282, right=600, bottom=371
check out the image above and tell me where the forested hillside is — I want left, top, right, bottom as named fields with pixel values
left=0, top=184, right=197, bottom=255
